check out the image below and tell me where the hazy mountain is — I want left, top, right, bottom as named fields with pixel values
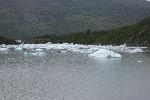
left=0, top=0, right=150, bottom=38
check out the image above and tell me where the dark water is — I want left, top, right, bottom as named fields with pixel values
left=0, top=51, right=150, bottom=100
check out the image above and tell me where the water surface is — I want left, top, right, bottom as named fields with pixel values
left=0, top=51, right=150, bottom=100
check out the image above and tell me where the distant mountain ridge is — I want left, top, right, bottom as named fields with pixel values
left=0, top=0, right=150, bottom=38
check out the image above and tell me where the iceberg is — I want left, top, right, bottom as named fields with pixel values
left=0, top=43, right=146, bottom=57
left=89, top=49, right=122, bottom=58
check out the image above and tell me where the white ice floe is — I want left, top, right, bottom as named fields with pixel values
left=0, top=43, right=146, bottom=57
left=128, top=48, right=143, bottom=53
left=138, top=61, right=143, bottom=63
left=0, top=47, right=9, bottom=51
left=99, top=44, right=144, bottom=53
left=24, top=52, right=28, bottom=55
left=24, top=52, right=46, bottom=56
left=89, top=49, right=122, bottom=58
left=61, top=50, right=67, bottom=53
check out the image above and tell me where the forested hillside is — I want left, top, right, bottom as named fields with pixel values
left=0, top=0, right=150, bottom=38
left=0, top=36, right=16, bottom=44
left=26, top=16, right=150, bottom=46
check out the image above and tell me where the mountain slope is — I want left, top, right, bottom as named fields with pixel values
left=0, top=0, right=150, bottom=38
left=26, top=16, right=150, bottom=46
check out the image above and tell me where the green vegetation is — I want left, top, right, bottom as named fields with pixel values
left=26, top=17, right=150, bottom=46
left=0, top=36, right=16, bottom=44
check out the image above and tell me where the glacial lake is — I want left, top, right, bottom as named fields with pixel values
left=0, top=50, right=150, bottom=100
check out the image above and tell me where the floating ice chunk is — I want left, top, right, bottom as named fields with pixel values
left=89, top=49, right=122, bottom=58
left=15, top=40, right=22, bottom=44
left=71, top=48, right=81, bottom=52
left=96, top=44, right=145, bottom=53
left=138, top=61, right=143, bottom=63
left=0, top=48, right=9, bottom=51
left=24, top=52, right=46, bottom=56
left=15, top=47, right=23, bottom=51
left=46, top=42, right=51, bottom=44
left=30, top=52, right=46, bottom=56
left=0, top=43, right=146, bottom=55
left=35, top=48, right=44, bottom=51
left=129, top=48, right=143, bottom=53
left=50, top=50, right=54, bottom=53
left=24, top=52, right=28, bottom=55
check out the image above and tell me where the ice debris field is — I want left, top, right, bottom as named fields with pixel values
left=0, top=43, right=145, bottom=58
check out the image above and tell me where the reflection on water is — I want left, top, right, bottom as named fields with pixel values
left=0, top=51, right=150, bottom=100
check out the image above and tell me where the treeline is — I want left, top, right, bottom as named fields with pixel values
left=0, top=36, right=16, bottom=45
left=25, top=16, right=150, bottom=46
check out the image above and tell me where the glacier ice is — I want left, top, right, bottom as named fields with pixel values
left=89, top=49, right=122, bottom=58
left=0, top=43, right=146, bottom=58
